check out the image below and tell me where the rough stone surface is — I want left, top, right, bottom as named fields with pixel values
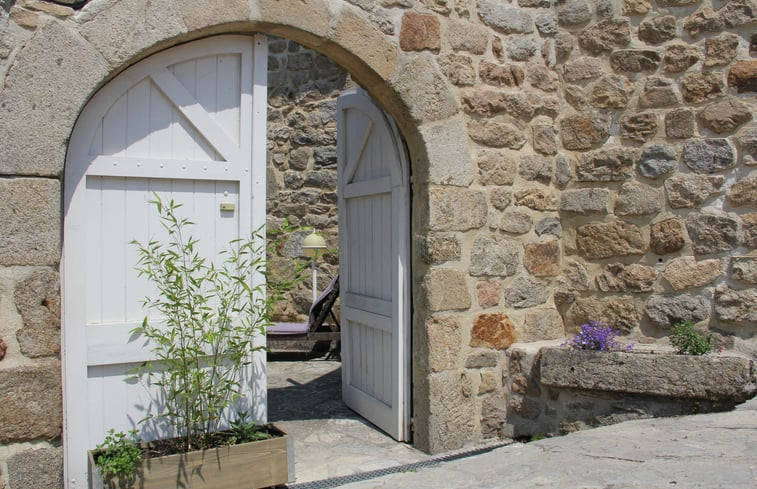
left=665, top=109, right=696, bottom=139
left=423, top=268, right=472, bottom=312
left=714, top=286, right=757, bottom=323
left=524, top=240, right=561, bottom=277
left=0, top=20, right=110, bottom=176
left=421, top=117, right=474, bottom=186
left=489, top=188, right=512, bottom=211
left=520, top=309, right=565, bottom=341
left=610, top=50, right=661, bottom=72
left=439, top=54, right=476, bottom=86
left=664, top=174, right=725, bottom=209
left=509, top=396, right=542, bottom=420
left=478, top=62, right=524, bottom=87
left=638, top=15, right=677, bottom=44
left=536, top=217, right=562, bottom=237
left=576, top=148, right=635, bottom=182
left=527, top=65, right=558, bottom=92
left=504, top=276, right=550, bottom=308
left=490, top=211, right=533, bottom=235
left=426, top=315, right=462, bottom=372
left=730, top=256, right=757, bottom=284
left=686, top=213, right=740, bottom=254
left=744, top=213, right=757, bottom=248
left=540, top=348, right=754, bottom=402
left=429, top=188, right=487, bottom=231
left=727, top=175, right=757, bottom=207
left=421, top=233, right=462, bottom=264
left=514, top=188, right=557, bottom=211
left=663, top=43, right=701, bottom=73
left=0, top=364, right=62, bottom=443
left=480, top=395, right=506, bottom=437
left=555, top=155, right=573, bottom=187
left=683, top=7, right=725, bottom=37
left=645, top=294, right=710, bottom=328
left=681, top=72, right=726, bottom=104
left=590, top=75, right=634, bottom=109
left=476, top=0, right=534, bottom=34
left=663, top=256, right=723, bottom=291
left=389, top=54, right=458, bottom=123
left=560, top=188, right=610, bottom=215
left=556, top=0, right=593, bottom=26
left=518, top=155, right=553, bottom=184
left=477, top=151, right=516, bottom=186
left=698, top=98, right=753, bottom=135
left=638, top=78, right=678, bottom=108
left=468, top=120, right=527, bottom=149
left=615, top=182, right=661, bottom=216
left=682, top=139, right=736, bottom=174
left=471, top=313, right=518, bottom=349
left=0, top=337, right=6, bottom=361
left=621, top=113, right=657, bottom=142
left=534, top=12, right=558, bottom=35
left=533, top=124, right=558, bottom=155
left=637, top=144, right=677, bottom=178
left=576, top=221, right=645, bottom=259
left=563, top=57, right=603, bottom=82
left=470, top=236, right=520, bottom=277
left=720, top=0, right=756, bottom=28
left=578, top=18, right=631, bottom=54
left=623, top=0, right=651, bottom=14
left=7, top=447, right=63, bottom=489
left=400, top=11, right=441, bottom=52
left=427, top=370, right=477, bottom=452
left=596, top=263, right=657, bottom=293
left=728, top=60, right=757, bottom=93
left=565, top=298, right=640, bottom=333
left=476, top=280, right=502, bottom=308
left=650, top=218, right=686, bottom=255
left=561, top=113, right=612, bottom=151
left=14, top=268, right=60, bottom=358
left=464, top=349, right=498, bottom=369
left=704, top=34, right=740, bottom=67
left=0, top=179, right=60, bottom=265
left=447, top=18, right=488, bottom=55
left=507, top=37, right=537, bottom=61
left=738, top=129, right=757, bottom=166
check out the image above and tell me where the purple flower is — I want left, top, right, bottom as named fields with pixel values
left=563, top=319, right=634, bottom=352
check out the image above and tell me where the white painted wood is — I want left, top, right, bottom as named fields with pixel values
left=63, top=36, right=268, bottom=489
left=337, top=88, right=410, bottom=441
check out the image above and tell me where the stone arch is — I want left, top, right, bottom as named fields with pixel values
left=0, top=0, right=467, bottom=456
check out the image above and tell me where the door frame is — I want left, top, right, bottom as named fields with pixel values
left=61, top=34, right=269, bottom=489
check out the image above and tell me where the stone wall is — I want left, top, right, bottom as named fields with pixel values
left=266, top=36, right=350, bottom=321
left=0, top=1, right=755, bottom=484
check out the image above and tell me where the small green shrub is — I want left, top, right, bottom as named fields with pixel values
left=670, top=320, right=713, bottom=356
left=227, top=411, right=269, bottom=445
left=95, top=429, right=142, bottom=479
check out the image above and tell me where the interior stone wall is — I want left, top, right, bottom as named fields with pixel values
left=0, top=1, right=755, bottom=486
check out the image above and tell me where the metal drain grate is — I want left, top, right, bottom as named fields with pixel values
left=284, top=439, right=514, bottom=489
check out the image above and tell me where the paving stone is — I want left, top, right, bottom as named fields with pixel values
left=637, top=144, right=677, bottom=178
left=664, top=174, right=725, bottom=208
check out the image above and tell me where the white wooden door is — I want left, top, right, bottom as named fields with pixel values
left=337, top=89, right=411, bottom=441
left=62, top=36, right=268, bottom=489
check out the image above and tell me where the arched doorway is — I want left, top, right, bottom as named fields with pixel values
left=62, top=33, right=410, bottom=487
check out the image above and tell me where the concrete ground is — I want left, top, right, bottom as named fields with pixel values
left=268, top=355, right=757, bottom=489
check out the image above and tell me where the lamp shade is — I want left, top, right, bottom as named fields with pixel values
left=302, top=232, right=327, bottom=258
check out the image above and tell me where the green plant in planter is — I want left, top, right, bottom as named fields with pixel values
left=670, top=320, right=713, bottom=356
left=128, top=195, right=307, bottom=452
left=94, top=429, right=142, bottom=481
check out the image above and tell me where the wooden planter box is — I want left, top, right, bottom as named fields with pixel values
left=89, top=426, right=294, bottom=489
